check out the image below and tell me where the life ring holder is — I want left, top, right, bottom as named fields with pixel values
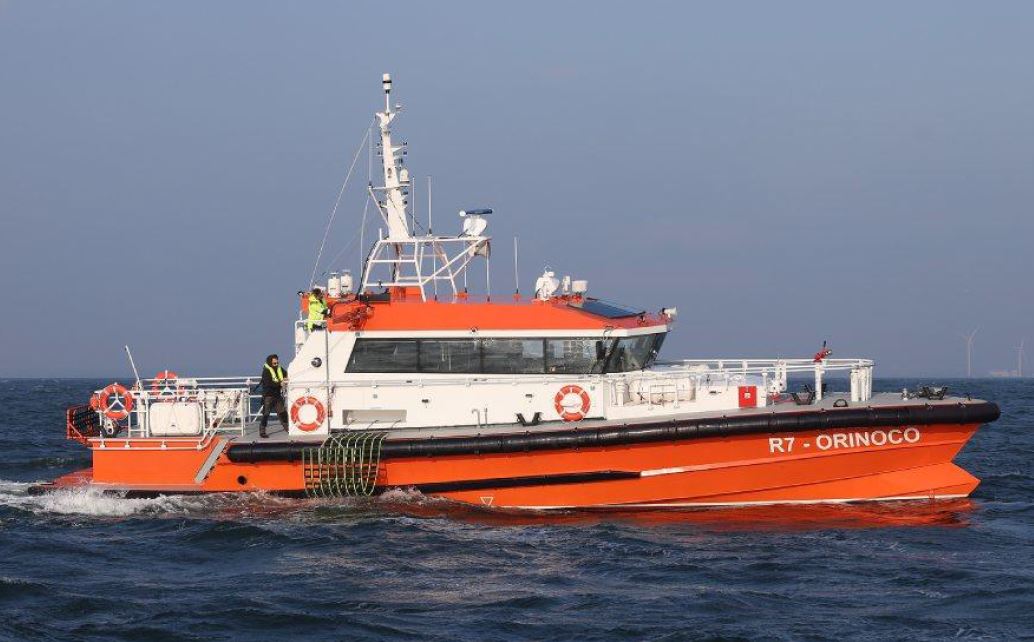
left=554, top=385, right=591, bottom=422
left=98, top=383, right=134, bottom=421
left=291, top=396, right=326, bottom=432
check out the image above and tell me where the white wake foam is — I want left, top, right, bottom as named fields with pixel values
left=0, top=479, right=453, bottom=519
left=0, top=479, right=227, bottom=518
left=377, top=486, right=433, bottom=504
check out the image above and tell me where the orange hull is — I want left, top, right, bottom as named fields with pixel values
left=46, top=421, right=980, bottom=509
left=381, top=423, right=979, bottom=508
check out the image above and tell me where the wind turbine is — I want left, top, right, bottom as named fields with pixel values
left=961, top=328, right=978, bottom=377
left=1018, top=338, right=1026, bottom=378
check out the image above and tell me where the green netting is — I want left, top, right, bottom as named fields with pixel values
left=301, top=431, right=387, bottom=498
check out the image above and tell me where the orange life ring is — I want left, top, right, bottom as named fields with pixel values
left=151, top=370, right=181, bottom=397
left=554, top=384, right=590, bottom=422
left=98, top=383, right=134, bottom=421
left=290, top=396, right=326, bottom=432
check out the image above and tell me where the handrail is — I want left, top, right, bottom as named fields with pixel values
left=96, top=359, right=874, bottom=400
left=83, top=357, right=875, bottom=443
left=86, top=380, right=269, bottom=444
left=665, top=358, right=874, bottom=371
left=120, top=358, right=872, bottom=386
left=282, top=358, right=872, bottom=387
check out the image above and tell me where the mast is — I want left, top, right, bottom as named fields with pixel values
left=375, top=73, right=411, bottom=241
left=360, top=73, right=490, bottom=300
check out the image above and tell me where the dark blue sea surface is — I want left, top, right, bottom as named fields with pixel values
left=0, top=378, right=1031, bottom=641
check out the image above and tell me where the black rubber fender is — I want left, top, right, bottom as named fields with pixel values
left=226, top=400, right=999, bottom=463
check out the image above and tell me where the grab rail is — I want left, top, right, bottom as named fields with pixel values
left=80, top=358, right=874, bottom=445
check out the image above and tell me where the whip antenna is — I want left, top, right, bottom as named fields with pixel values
left=514, top=236, right=520, bottom=295
left=124, top=345, right=142, bottom=388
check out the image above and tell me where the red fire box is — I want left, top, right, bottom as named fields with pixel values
left=738, top=385, right=758, bottom=408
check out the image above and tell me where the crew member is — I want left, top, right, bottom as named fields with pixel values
left=258, top=354, right=288, bottom=438
left=307, top=288, right=329, bottom=331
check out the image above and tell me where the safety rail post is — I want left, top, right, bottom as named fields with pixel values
left=133, top=392, right=147, bottom=439
left=239, top=391, right=247, bottom=434
left=814, top=362, right=824, bottom=402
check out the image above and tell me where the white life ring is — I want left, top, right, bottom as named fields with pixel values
left=554, top=385, right=590, bottom=422
left=290, top=396, right=326, bottom=432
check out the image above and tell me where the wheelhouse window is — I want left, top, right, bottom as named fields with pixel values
left=347, top=339, right=418, bottom=373
left=545, top=338, right=609, bottom=374
left=605, top=334, right=666, bottom=372
left=482, top=339, right=546, bottom=374
left=419, top=339, right=480, bottom=373
left=345, top=333, right=666, bottom=374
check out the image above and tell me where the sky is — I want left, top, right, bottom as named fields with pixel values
left=1, top=1, right=1032, bottom=378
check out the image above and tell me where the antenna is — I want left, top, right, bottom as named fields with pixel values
left=513, top=236, right=520, bottom=295
left=124, top=345, right=142, bottom=388
left=428, top=174, right=436, bottom=299
left=360, top=129, right=372, bottom=277
left=960, top=328, right=979, bottom=377
left=427, top=175, right=432, bottom=234
left=410, top=172, right=418, bottom=231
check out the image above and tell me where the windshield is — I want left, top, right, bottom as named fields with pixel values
left=604, top=334, right=666, bottom=372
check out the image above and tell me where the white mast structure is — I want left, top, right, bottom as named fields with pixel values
left=361, top=73, right=491, bottom=300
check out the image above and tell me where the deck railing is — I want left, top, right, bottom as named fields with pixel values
left=659, top=358, right=875, bottom=402
left=311, top=358, right=873, bottom=400
left=85, top=376, right=271, bottom=447
left=80, top=358, right=874, bottom=442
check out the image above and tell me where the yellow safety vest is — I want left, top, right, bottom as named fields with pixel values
left=307, top=294, right=327, bottom=330
left=264, top=363, right=284, bottom=383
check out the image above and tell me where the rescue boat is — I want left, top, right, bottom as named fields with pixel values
left=39, top=74, right=1000, bottom=509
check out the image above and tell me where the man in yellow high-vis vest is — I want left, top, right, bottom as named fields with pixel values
left=307, top=288, right=329, bottom=331
left=258, top=354, right=288, bottom=438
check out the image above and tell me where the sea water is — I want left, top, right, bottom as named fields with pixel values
left=0, top=378, right=1031, bottom=641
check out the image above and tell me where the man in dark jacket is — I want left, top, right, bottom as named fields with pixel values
left=258, top=354, right=288, bottom=438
